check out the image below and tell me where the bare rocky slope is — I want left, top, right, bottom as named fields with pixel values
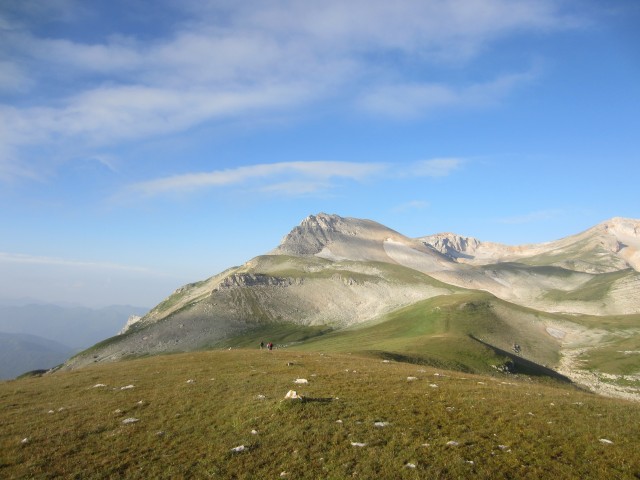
left=62, top=214, right=640, bottom=400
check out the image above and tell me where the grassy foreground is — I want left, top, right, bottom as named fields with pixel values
left=1, top=350, right=639, bottom=479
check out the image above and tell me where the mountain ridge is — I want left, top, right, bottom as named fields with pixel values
left=60, top=213, right=640, bottom=401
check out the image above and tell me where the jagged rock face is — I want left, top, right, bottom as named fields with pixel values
left=119, top=315, right=142, bottom=335
left=274, top=213, right=345, bottom=255
left=219, top=273, right=304, bottom=289
left=421, top=233, right=482, bottom=260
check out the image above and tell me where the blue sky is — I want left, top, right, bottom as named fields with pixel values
left=1, top=0, right=638, bottom=308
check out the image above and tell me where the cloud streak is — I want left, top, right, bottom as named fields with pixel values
left=126, top=161, right=387, bottom=197
left=124, top=158, right=464, bottom=199
left=0, top=0, right=580, bottom=180
left=0, top=252, right=155, bottom=273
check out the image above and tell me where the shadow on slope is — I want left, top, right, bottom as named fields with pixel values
left=285, top=292, right=567, bottom=380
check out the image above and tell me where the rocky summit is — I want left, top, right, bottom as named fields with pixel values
left=62, top=214, right=640, bottom=401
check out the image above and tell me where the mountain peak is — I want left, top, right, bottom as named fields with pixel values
left=272, top=213, right=413, bottom=262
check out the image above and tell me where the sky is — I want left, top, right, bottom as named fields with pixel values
left=0, top=0, right=639, bottom=308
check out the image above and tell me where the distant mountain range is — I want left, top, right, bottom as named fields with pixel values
left=61, top=214, right=640, bottom=400
left=0, top=303, right=148, bottom=379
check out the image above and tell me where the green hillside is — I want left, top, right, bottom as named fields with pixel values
left=216, top=293, right=564, bottom=376
left=2, top=350, right=638, bottom=479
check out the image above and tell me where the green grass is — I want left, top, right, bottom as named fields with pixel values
left=288, top=293, right=561, bottom=375
left=544, top=269, right=634, bottom=302
left=1, top=350, right=638, bottom=479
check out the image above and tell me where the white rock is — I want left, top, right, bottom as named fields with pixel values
left=122, top=418, right=139, bottom=424
left=351, top=442, right=367, bottom=447
left=231, top=445, right=246, bottom=453
left=21, top=438, right=29, bottom=444
left=120, top=385, right=135, bottom=390
left=407, top=376, right=418, bottom=381
left=251, top=429, right=258, bottom=435
left=599, top=438, right=614, bottom=444
left=374, top=421, right=389, bottom=428
left=293, top=378, right=308, bottom=384
left=429, top=384, right=438, bottom=388
left=405, top=463, right=417, bottom=469
left=186, top=379, right=195, bottom=384
left=446, top=440, right=459, bottom=446
left=284, top=390, right=302, bottom=400
left=92, top=384, right=107, bottom=388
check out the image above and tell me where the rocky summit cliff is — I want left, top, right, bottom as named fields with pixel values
left=62, top=213, right=640, bottom=401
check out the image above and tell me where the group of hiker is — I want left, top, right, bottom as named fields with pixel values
left=260, top=340, right=274, bottom=351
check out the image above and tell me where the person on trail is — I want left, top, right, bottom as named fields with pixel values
left=268, top=342, right=273, bottom=351
left=260, top=341, right=264, bottom=350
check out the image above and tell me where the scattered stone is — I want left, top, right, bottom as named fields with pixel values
left=446, top=441, right=459, bottom=446
left=498, top=445, right=510, bottom=451
left=256, top=394, right=266, bottom=400
left=21, top=438, right=29, bottom=444
left=374, top=421, right=389, bottom=428
left=446, top=407, right=455, bottom=412
left=429, top=384, right=438, bottom=388
left=284, top=390, right=302, bottom=400
left=156, top=431, right=165, bottom=436
left=293, top=378, right=309, bottom=384
left=136, top=400, right=144, bottom=405
left=251, top=429, right=258, bottom=435
left=92, top=384, right=107, bottom=388
left=186, top=379, right=195, bottom=384
left=336, top=420, right=343, bottom=424
left=47, top=410, right=54, bottom=414
left=351, top=442, right=367, bottom=447
left=114, top=409, right=122, bottom=414
left=405, top=463, right=417, bottom=469
left=120, top=385, right=135, bottom=390
left=465, top=460, right=475, bottom=465
left=599, top=438, right=614, bottom=445
left=280, top=472, right=288, bottom=477
left=231, top=445, right=246, bottom=453
left=122, top=418, right=139, bottom=424
left=382, top=360, right=390, bottom=363
left=407, top=376, right=418, bottom=381
left=477, top=382, right=486, bottom=385
left=57, top=407, right=65, bottom=412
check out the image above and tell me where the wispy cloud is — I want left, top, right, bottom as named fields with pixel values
left=0, top=0, right=580, bottom=180
left=0, top=252, right=155, bottom=274
left=122, top=157, right=466, bottom=200
left=358, top=71, right=536, bottom=118
left=411, top=158, right=464, bottom=177
left=392, top=200, right=430, bottom=212
left=126, top=161, right=387, bottom=198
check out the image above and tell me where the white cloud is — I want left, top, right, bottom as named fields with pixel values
left=126, top=161, right=387, bottom=197
left=0, top=0, right=580, bottom=180
left=358, top=71, right=536, bottom=118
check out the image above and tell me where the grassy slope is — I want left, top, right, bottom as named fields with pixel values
left=1, top=350, right=638, bottom=479
left=288, top=293, right=562, bottom=374
left=543, top=269, right=634, bottom=302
